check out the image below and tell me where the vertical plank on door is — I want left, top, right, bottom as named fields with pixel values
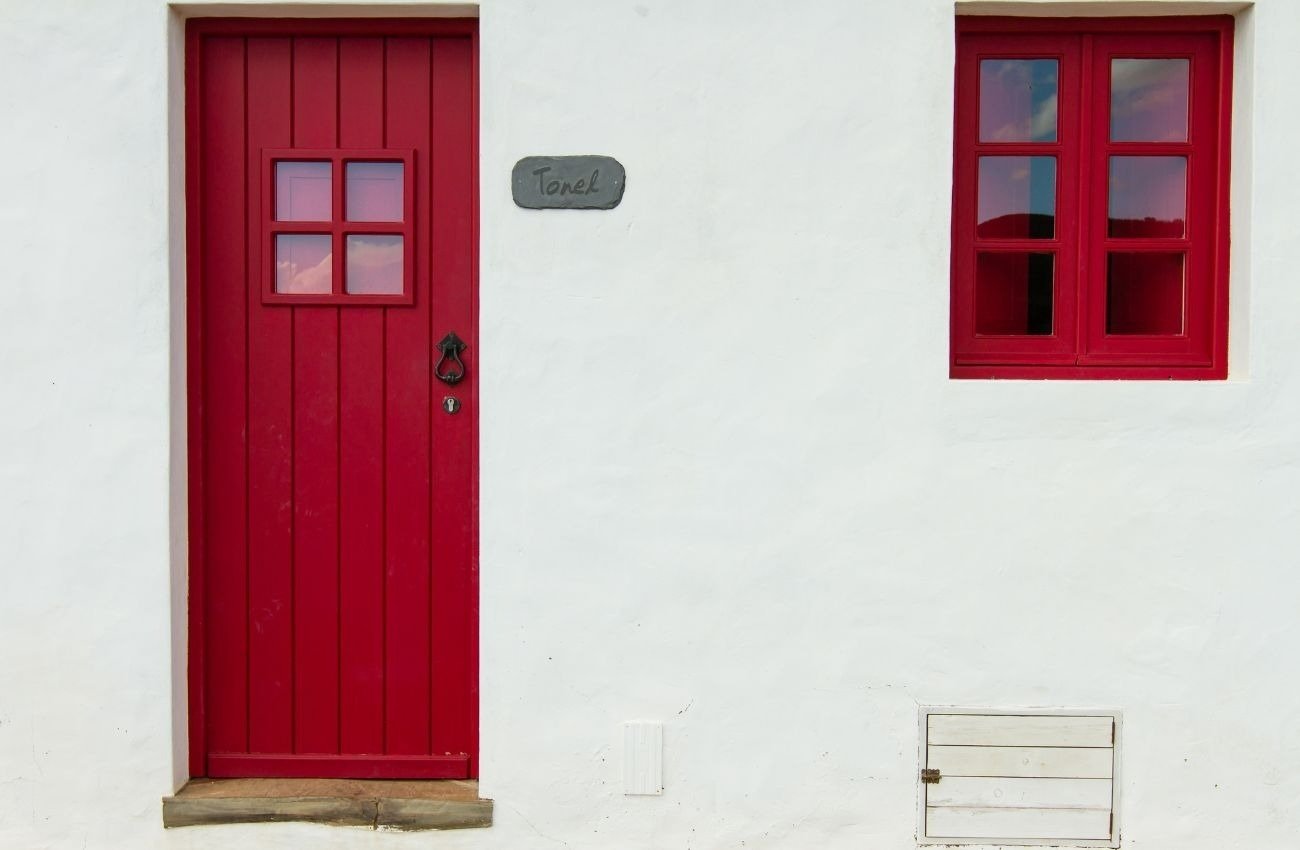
left=201, top=35, right=249, bottom=756
left=246, top=37, right=295, bottom=754
left=429, top=35, right=476, bottom=757
left=290, top=36, right=342, bottom=755
left=337, top=36, right=387, bottom=755
left=384, top=36, right=433, bottom=755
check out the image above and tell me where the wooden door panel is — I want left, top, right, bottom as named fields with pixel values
left=188, top=20, right=478, bottom=779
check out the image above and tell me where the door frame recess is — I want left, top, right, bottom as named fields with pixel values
left=183, top=15, right=480, bottom=779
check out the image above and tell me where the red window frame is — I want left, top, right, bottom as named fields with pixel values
left=951, top=16, right=1233, bottom=380
left=261, top=148, right=416, bottom=305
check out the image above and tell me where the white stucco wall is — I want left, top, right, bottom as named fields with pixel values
left=3, top=0, right=1297, bottom=848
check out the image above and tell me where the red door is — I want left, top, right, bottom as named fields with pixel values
left=185, top=18, right=477, bottom=779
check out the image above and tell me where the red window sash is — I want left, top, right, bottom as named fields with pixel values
left=952, top=33, right=1081, bottom=365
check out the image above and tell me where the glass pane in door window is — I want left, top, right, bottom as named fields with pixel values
left=275, top=161, right=332, bottom=221
left=977, top=156, right=1056, bottom=239
left=979, top=59, right=1058, bottom=142
left=275, top=234, right=333, bottom=294
left=1107, top=253, right=1185, bottom=334
left=975, top=252, right=1054, bottom=335
left=1111, top=59, right=1189, bottom=142
left=346, top=162, right=404, bottom=222
left=346, top=234, right=404, bottom=294
left=1109, top=156, right=1186, bottom=238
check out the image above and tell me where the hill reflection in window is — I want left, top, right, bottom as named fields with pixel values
left=1109, top=156, right=1186, bottom=238
left=977, top=156, right=1056, bottom=239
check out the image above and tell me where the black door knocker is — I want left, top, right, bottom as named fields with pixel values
left=435, top=332, right=467, bottom=385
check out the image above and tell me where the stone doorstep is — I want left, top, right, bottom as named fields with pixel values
left=162, top=778, right=492, bottom=831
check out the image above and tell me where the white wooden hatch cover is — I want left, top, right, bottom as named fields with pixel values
left=918, top=709, right=1121, bottom=847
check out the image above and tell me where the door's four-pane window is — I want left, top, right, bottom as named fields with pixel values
left=263, top=150, right=413, bottom=304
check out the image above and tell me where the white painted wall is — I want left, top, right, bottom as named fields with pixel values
left=2, top=1, right=1297, bottom=848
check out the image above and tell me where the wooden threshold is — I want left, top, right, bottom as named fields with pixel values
left=206, top=753, right=470, bottom=778
left=162, top=778, right=492, bottom=831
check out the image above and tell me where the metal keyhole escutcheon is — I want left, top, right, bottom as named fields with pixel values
left=443, top=396, right=461, bottom=415
left=435, top=332, right=467, bottom=385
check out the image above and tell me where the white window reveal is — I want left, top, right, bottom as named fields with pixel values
left=918, top=708, right=1121, bottom=847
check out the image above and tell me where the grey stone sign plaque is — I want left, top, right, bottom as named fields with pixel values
left=512, top=155, right=626, bottom=210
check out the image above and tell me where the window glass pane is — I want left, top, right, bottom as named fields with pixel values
left=1107, top=253, right=1185, bottom=335
left=1111, top=58, right=1189, bottom=142
left=275, top=161, right=331, bottom=221
left=976, top=252, right=1054, bottom=335
left=346, top=162, right=404, bottom=222
left=977, top=156, right=1056, bottom=239
left=275, top=234, right=332, bottom=294
left=979, top=59, right=1058, bottom=142
left=346, top=234, right=403, bottom=294
left=1109, top=156, right=1186, bottom=238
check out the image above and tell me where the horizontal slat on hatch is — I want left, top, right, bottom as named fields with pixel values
left=928, top=714, right=1113, bottom=747
left=927, top=777, right=1113, bottom=809
left=926, top=806, right=1112, bottom=840
left=928, top=745, right=1113, bottom=779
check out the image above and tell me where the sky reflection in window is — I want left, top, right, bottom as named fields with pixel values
left=980, top=59, right=1058, bottom=143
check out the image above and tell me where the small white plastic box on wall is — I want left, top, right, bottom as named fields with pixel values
left=623, top=721, right=664, bottom=795
left=918, top=708, right=1122, bottom=847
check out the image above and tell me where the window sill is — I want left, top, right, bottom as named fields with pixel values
left=162, top=778, right=492, bottom=831
left=951, top=363, right=1225, bottom=380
